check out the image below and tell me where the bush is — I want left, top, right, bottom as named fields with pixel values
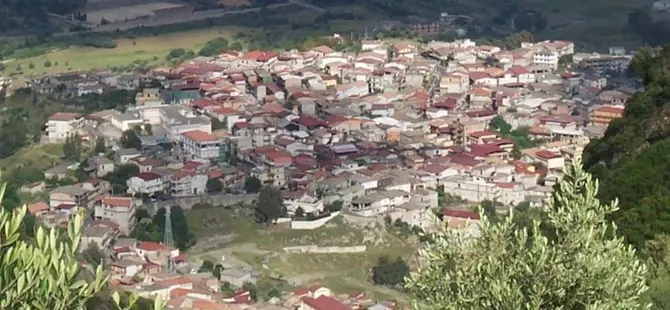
left=44, top=60, right=52, bottom=67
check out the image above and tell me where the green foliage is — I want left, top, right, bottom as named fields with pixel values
left=198, top=37, right=230, bottom=56
left=94, top=136, right=106, bottom=154
left=372, top=255, right=410, bottom=286
left=206, top=179, right=223, bottom=193
left=153, top=206, right=195, bottom=250
left=81, top=242, right=107, bottom=268
left=0, top=116, right=28, bottom=159
left=642, top=235, right=670, bottom=309
left=583, top=46, right=670, bottom=250
left=63, top=133, right=83, bottom=161
left=254, top=186, right=284, bottom=224
left=489, top=115, right=511, bottom=135
left=325, top=200, right=343, bottom=213
left=103, top=164, right=139, bottom=194
left=244, top=176, right=262, bottom=193
left=120, top=130, right=142, bottom=149
left=0, top=184, right=163, bottom=310
left=166, top=48, right=186, bottom=60
left=242, top=282, right=258, bottom=301
left=405, top=160, right=650, bottom=309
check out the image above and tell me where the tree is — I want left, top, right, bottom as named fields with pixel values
left=489, top=115, right=511, bottom=134
left=519, top=30, right=533, bottom=43
left=152, top=206, right=195, bottom=250
left=63, top=133, right=83, bottom=161
left=206, top=179, right=223, bottom=193
left=120, top=129, right=142, bottom=149
left=199, top=260, right=214, bottom=272
left=144, top=123, right=152, bottom=136
left=82, top=242, right=107, bottom=268
left=294, top=207, right=305, bottom=218
left=230, top=42, right=243, bottom=51
left=244, top=176, right=262, bottom=193
left=0, top=185, right=165, bottom=310
left=372, top=255, right=409, bottom=286
left=242, top=282, right=258, bottom=301
left=94, top=136, right=106, bottom=154
left=212, top=264, right=224, bottom=280
left=642, top=235, right=670, bottom=309
left=44, top=60, right=52, bottom=67
left=254, top=186, right=283, bottom=224
left=325, top=200, right=343, bottom=213
left=405, top=160, right=649, bottom=309
left=198, top=37, right=230, bottom=56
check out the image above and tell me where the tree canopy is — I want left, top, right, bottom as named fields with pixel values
left=583, top=45, right=670, bottom=250
left=254, top=186, right=284, bottom=224
left=0, top=184, right=164, bottom=310
left=244, top=176, right=262, bottom=193
left=405, top=160, right=649, bottom=309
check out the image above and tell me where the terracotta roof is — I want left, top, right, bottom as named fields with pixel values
left=49, top=112, right=81, bottom=121
left=535, top=150, right=562, bottom=160
left=507, top=65, right=530, bottom=75
left=469, top=144, right=505, bottom=157
left=102, top=197, right=133, bottom=208
left=136, top=241, right=168, bottom=251
left=469, top=130, right=497, bottom=138
left=27, top=201, right=49, bottom=214
left=135, top=172, right=162, bottom=181
left=441, top=208, right=480, bottom=220
left=183, top=130, right=219, bottom=143
left=594, top=105, right=624, bottom=114
left=301, top=296, right=349, bottom=310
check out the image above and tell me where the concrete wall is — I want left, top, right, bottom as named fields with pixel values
left=283, top=245, right=367, bottom=254
left=290, top=212, right=340, bottom=230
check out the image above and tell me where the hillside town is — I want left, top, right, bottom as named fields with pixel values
left=20, top=36, right=638, bottom=310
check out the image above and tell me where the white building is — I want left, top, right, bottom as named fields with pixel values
left=94, top=196, right=136, bottom=235
left=181, top=130, right=221, bottom=160
left=110, top=111, right=144, bottom=131
left=170, top=171, right=208, bottom=197
left=127, top=172, right=166, bottom=195
left=282, top=191, right=324, bottom=215
left=532, top=49, right=559, bottom=69
left=350, top=190, right=411, bottom=217
left=45, top=112, right=85, bottom=143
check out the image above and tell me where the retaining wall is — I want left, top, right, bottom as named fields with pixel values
left=283, top=245, right=367, bottom=254
left=290, top=212, right=340, bottom=230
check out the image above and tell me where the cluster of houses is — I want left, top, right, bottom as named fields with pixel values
left=20, top=35, right=640, bottom=309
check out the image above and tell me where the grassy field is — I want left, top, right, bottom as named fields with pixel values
left=0, top=143, right=63, bottom=173
left=186, top=206, right=415, bottom=301
left=5, top=26, right=248, bottom=86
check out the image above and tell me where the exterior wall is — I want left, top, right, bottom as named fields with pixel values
left=94, top=204, right=136, bottom=234
left=290, top=212, right=340, bottom=230
left=182, top=138, right=220, bottom=160
left=45, top=119, right=84, bottom=143
left=127, top=177, right=165, bottom=195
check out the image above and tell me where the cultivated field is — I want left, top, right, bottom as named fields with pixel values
left=6, top=26, right=247, bottom=86
left=186, top=206, right=415, bottom=301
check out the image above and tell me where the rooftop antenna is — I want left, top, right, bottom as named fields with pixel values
left=163, top=206, right=175, bottom=272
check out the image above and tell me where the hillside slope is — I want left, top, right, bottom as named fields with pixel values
left=583, top=46, right=670, bottom=250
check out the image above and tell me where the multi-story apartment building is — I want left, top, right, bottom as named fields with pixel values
left=94, top=196, right=136, bottom=235
left=45, top=112, right=85, bottom=143
left=589, top=105, right=624, bottom=127
left=181, top=130, right=221, bottom=160
left=170, top=170, right=208, bottom=197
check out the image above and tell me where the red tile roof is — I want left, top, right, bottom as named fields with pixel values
left=136, top=172, right=162, bottom=181
left=469, top=72, right=490, bottom=80
left=469, top=144, right=505, bottom=157
left=441, top=208, right=480, bottom=220
left=301, top=295, right=349, bottom=310
left=183, top=130, right=219, bottom=143
left=535, top=150, right=562, bottom=160
left=469, top=130, right=497, bottom=138
left=594, top=105, right=624, bottom=114
left=102, top=197, right=133, bottom=208
left=49, top=112, right=82, bottom=121
left=136, top=241, right=168, bottom=252
left=27, top=201, right=49, bottom=214
left=507, top=65, right=530, bottom=75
